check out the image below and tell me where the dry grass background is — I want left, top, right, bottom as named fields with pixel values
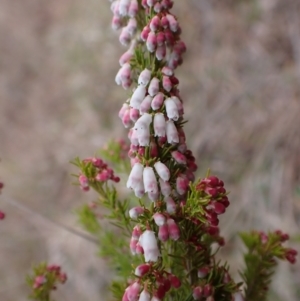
left=0, top=0, right=300, bottom=300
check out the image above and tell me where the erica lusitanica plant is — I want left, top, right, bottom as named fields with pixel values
left=25, top=1, right=297, bottom=301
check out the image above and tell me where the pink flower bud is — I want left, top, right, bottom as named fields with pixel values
left=166, top=120, right=179, bottom=144
left=171, top=151, right=187, bottom=164
left=141, top=25, right=151, bottom=41
left=79, top=174, right=89, bottom=189
left=161, top=16, right=169, bottom=29
left=165, top=98, right=179, bottom=121
left=156, top=32, right=165, bottom=46
left=158, top=224, right=169, bottom=242
left=164, top=29, right=175, bottom=46
left=139, top=230, right=160, bottom=262
left=176, top=174, right=189, bottom=195
left=127, top=282, right=141, bottom=301
left=162, top=76, right=172, bottom=92
left=119, top=63, right=132, bottom=82
left=150, top=140, right=158, bottom=158
left=135, top=264, right=150, bottom=277
left=130, top=237, right=138, bottom=254
left=129, top=127, right=139, bottom=146
left=165, top=196, right=176, bottom=214
left=150, top=15, right=160, bottom=32
left=127, top=18, right=138, bottom=36
left=153, top=113, right=166, bottom=137
left=171, top=96, right=184, bottom=115
left=119, top=27, right=131, bottom=46
left=162, top=66, right=173, bottom=76
left=153, top=2, right=162, bottom=13
left=130, top=108, right=140, bottom=122
left=154, top=161, right=170, bottom=181
left=148, top=77, right=160, bottom=96
left=128, top=0, right=139, bottom=17
left=122, top=107, right=132, bottom=128
left=119, top=0, right=131, bottom=16
left=153, top=212, right=166, bottom=226
left=132, top=225, right=143, bottom=239
left=146, top=32, right=157, bottom=53
left=156, top=45, right=166, bottom=61
left=143, top=167, right=158, bottom=195
left=129, top=206, right=145, bottom=219
left=127, top=162, right=144, bottom=190
left=130, top=85, right=147, bottom=109
left=203, top=284, right=212, bottom=297
left=140, top=96, right=153, bottom=114
left=166, top=14, right=178, bottom=32
left=169, top=274, right=181, bottom=288
left=138, top=69, right=152, bottom=86
left=167, top=218, right=180, bottom=240
left=0, top=211, right=5, bottom=220
left=198, top=267, right=209, bottom=278
left=119, top=49, right=134, bottom=66
left=139, top=290, right=151, bottom=301
left=193, top=286, right=203, bottom=300
left=112, top=15, right=122, bottom=30
left=159, top=179, right=171, bottom=196
left=136, top=242, right=144, bottom=254
left=151, top=92, right=164, bottom=110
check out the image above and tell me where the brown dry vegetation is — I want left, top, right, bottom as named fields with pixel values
left=0, top=0, right=299, bottom=300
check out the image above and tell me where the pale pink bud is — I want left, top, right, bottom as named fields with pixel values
left=154, top=161, right=170, bottom=181
left=119, top=27, right=131, bottom=46
left=139, top=290, right=151, bottom=301
left=150, top=15, right=160, bottom=32
left=119, top=0, right=131, bottom=16
left=165, top=98, right=179, bottom=120
left=119, top=103, right=129, bottom=119
left=135, top=264, right=150, bottom=277
left=138, top=69, right=152, bottom=86
left=162, top=76, right=172, bottom=92
left=193, top=286, right=203, bottom=300
left=165, top=196, right=176, bottom=214
left=112, top=15, right=122, bottom=30
left=127, top=162, right=144, bottom=189
left=140, top=95, right=153, bottom=114
left=110, top=1, right=119, bottom=15
left=139, top=230, right=160, bottom=262
left=119, top=49, right=134, bottom=66
left=130, top=108, right=140, bottom=122
left=169, top=274, right=181, bottom=288
left=147, top=0, right=157, bottom=7
left=171, top=96, right=184, bottom=115
left=127, top=18, right=137, bottom=36
left=153, top=212, right=166, bottom=226
left=148, top=77, right=160, bottom=96
left=79, top=174, right=89, bottom=188
left=146, top=32, right=157, bottom=53
left=141, top=26, right=150, bottom=41
left=137, top=126, right=150, bottom=146
left=167, top=218, right=180, bottom=240
left=156, top=45, right=166, bottom=61
left=136, top=242, right=144, bottom=254
left=132, top=225, right=143, bottom=239
left=158, top=224, right=169, bottom=241
left=153, top=113, right=166, bottom=137
left=130, top=85, right=147, bottom=109
left=129, top=206, right=145, bottom=219
left=143, top=167, right=158, bottom=194
left=159, top=179, right=171, bottom=196
left=127, top=282, right=141, bottom=301
left=122, top=107, right=132, bottom=128
left=176, top=174, right=189, bottom=195
left=119, top=63, right=132, bottom=82
left=156, top=32, right=166, bottom=46
left=171, top=150, right=187, bottom=164
left=166, top=120, right=179, bottom=144
left=128, top=0, right=139, bottom=17
left=130, top=127, right=139, bottom=146
left=153, top=2, right=162, bottom=13
left=161, top=16, right=169, bottom=29
left=198, top=267, right=209, bottom=278
left=166, top=14, right=178, bottom=32
left=162, top=66, right=173, bottom=76
left=130, top=237, right=138, bottom=254
left=151, top=93, right=164, bottom=110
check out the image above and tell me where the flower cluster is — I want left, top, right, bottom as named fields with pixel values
left=78, top=157, right=120, bottom=191
left=27, top=263, right=67, bottom=301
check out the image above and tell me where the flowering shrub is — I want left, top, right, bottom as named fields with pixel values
left=23, top=1, right=297, bottom=301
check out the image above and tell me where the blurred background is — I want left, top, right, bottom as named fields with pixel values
left=0, top=0, right=300, bottom=300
